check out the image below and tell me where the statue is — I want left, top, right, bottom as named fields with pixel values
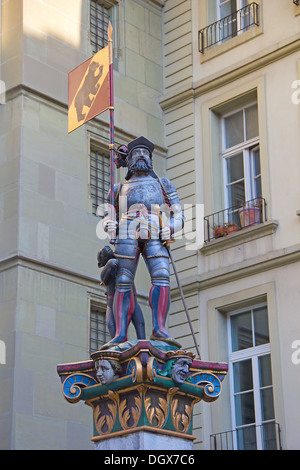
left=92, top=351, right=122, bottom=385
left=102, top=136, right=184, bottom=348
left=172, top=357, right=193, bottom=384
left=96, top=359, right=121, bottom=385
left=97, top=246, right=145, bottom=340
left=158, top=350, right=195, bottom=384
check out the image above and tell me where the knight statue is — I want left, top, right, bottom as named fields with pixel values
left=101, top=136, right=184, bottom=348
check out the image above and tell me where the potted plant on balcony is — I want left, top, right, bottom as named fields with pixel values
left=214, top=222, right=240, bottom=238
left=226, top=221, right=240, bottom=235
left=214, top=224, right=227, bottom=238
left=238, top=199, right=262, bottom=228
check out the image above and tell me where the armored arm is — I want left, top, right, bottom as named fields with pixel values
left=103, top=183, right=121, bottom=234
left=160, top=178, right=184, bottom=236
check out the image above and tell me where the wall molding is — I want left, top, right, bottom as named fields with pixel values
left=160, top=33, right=300, bottom=111
left=200, top=221, right=279, bottom=255
left=0, top=253, right=149, bottom=301
left=170, top=242, right=300, bottom=297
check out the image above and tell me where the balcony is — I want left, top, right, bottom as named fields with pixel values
left=204, top=197, right=266, bottom=243
left=210, top=422, right=283, bottom=450
left=199, top=2, right=259, bottom=53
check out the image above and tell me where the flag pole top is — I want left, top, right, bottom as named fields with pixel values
left=108, top=21, right=113, bottom=42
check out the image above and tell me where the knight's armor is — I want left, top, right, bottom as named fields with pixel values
left=102, top=136, right=184, bottom=347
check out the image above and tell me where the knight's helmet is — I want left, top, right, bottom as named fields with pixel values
left=115, top=136, right=155, bottom=180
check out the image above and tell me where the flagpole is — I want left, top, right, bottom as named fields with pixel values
left=108, top=22, right=116, bottom=244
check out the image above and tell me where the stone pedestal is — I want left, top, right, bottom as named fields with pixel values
left=57, top=340, right=227, bottom=450
left=93, top=430, right=194, bottom=450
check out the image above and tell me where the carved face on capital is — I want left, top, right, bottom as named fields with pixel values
left=96, top=359, right=121, bottom=385
left=171, top=358, right=192, bottom=384
left=127, top=147, right=152, bottom=174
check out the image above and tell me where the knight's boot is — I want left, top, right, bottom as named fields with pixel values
left=149, top=285, right=171, bottom=339
left=101, top=290, right=134, bottom=349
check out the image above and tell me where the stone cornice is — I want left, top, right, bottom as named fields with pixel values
left=0, top=253, right=150, bottom=301
left=5, top=84, right=168, bottom=155
left=0, top=253, right=100, bottom=289
left=160, top=33, right=300, bottom=111
left=134, top=0, right=165, bottom=12
left=170, top=242, right=300, bottom=297
left=200, top=221, right=279, bottom=255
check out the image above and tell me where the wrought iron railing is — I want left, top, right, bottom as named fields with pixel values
left=210, top=422, right=282, bottom=450
left=199, top=2, right=259, bottom=53
left=204, top=197, right=266, bottom=243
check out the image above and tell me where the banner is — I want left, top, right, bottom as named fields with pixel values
left=68, top=46, right=110, bottom=133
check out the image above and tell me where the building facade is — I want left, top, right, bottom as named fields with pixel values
left=162, top=0, right=300, bottom=450
left=0, top=0, right=300, bottom=450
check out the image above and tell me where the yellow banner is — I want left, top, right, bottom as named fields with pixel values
left=68, top=46, right=110, bottom=133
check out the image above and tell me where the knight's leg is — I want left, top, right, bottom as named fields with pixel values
left=106, top=303, right=116, bottom=338
left=107, top=258, right=138, bottom=345
left=144, top=241, right=171, bottom=339
left=131, top=286, right=146, bottom=339
left=149, top=283, right=170, bottom=339
left=112, top=284, right=135, bottom=343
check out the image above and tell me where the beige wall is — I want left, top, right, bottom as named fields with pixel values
left=1, top=0, right=300, bottom=451
left=0, top=0, right=165, bottom=450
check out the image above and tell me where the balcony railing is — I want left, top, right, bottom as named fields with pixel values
left=199, top=2, right=259, bottom=53
left=210, top=422, right=283, bottom=450
left=204, top=197, right=266, bottom=243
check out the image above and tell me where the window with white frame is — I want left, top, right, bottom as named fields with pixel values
left=222, top=102, right=261, bottom=221
left=228, top=304, right=278, bottom=450
left=218, top=0, right=255, bottom=41
left=199, top=0, right=259, bottom=53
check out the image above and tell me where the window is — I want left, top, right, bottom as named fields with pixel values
left=90, top=304, right=109, bottom=354
left=222, top=102, right=261, bottom=211
left=218, top=0, right=253, bottom=41
left=228, top=304, right=278, bottom=450
left=90, top=1, right=110, bottom=54
left=199, top=1, right=260, bottom=53
left=90, top=146, right=110, bottom=216
left=202, top=91, right=269, bottom=243
left=90, top=0, right=120, bottom=62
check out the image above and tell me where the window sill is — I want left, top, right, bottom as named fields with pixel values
left=200, top=24, right=263, bottom=64
left=200, top=220, right=278, bottom=256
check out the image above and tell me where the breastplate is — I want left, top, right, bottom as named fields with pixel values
left=119, top=176, right=164, bottom=213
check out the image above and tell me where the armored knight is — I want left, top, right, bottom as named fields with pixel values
left=103, top=136, right=184, bottom=347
